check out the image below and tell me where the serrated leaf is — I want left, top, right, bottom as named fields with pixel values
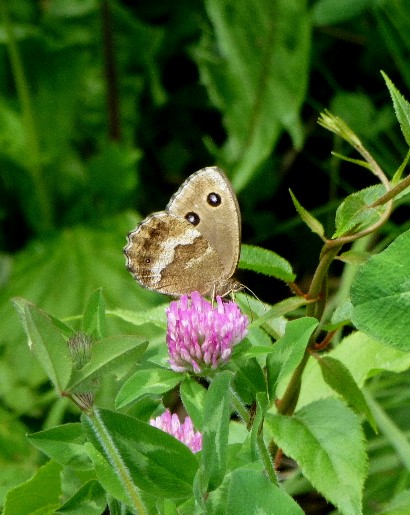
left=28, top=423, right=91, bottom=470
left=333, top=184, right=387, bottom=238
left=351, top=228, right=410, bottom=350
left=82, top=408, right=199, bottom=499
left=289, top=190, right=325, bottom=237
left=317, top=356, right=377, bottom=432
left=382, top=71, right=410, bottom=147
left=392, top=149, right=410, bottom=185
left=239, top=244, right=295, bottom=282
left=266, top=398, right=367, bottom=515
left=14, top=301, right=73, bottom=392
left=116, top=367, right=181, bottom=409
left=67, top=336, right=148, bottom=391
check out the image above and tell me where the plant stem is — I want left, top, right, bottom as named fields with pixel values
left=230, top=385, right=250, bottom=425
left=0, top=1, right=53, bottom=232
left=369, top=170, right=410, bottom=208
left=276, top=243, right=344, bottom=417
left=276, top=351, right=309, bottom=416
left=257, top=428, right=278, bottom=485
left=307, top=243, right=343, bottom=320
left=88, top=408, right=148, bottom=514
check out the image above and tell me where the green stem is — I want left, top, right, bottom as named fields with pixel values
left=89, top=408, right=147, bottom=514
left=257, top=428, right=278, bottom=485
left=229, top=385, right=250, bottom=425
left=306, top=243, right=343, bottom=320
left=369, top=168, right=410, bottom=208
left=276, top=352, right=309, bottom=416
left=276, top=243, right=343, bottom=417
left=0, top=1, right=53, bottom=232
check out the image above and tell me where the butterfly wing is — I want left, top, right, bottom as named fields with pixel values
left=166, top=166, right=241, bottom=279
left=124, top=212, right=227, bottom=296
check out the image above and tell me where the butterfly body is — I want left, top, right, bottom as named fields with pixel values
left=124, top=166, right=241, bottom=297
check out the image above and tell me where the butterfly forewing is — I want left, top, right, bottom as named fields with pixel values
left=166, top=166, right=241, bottom=278
left=124, top=166, right=242, bottom=297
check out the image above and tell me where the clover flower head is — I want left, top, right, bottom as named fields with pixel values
left=166, top=291, right=248, bottom=374
left=150, top=409, right=202, bottom=453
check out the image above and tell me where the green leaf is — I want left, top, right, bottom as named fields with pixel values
left=382, top=71, right=410, bottom=147
left=201, top=371, right=233, bottom=492
left=12, top=297, right=74, bottom=339
left=249, top=296, right=311, bottom=329
left=28, top=423, right=91, bottom=470
left=239, top=244, right=295, bottom=282
left=235, top=293, right=287, bottom=340
left=378, top=489, right=410, bottom=514
left=14, top=300, right=73, bottom=392
left=266, top=398, right=367, bottom=514
left=67, top=336, right=148, bottom=392
left=109, top=304, right=168, bottom=329
left=3, top=460, right=62, bottom=515
left=312, top=0, right=371, bottom=25
left=249, top=393, right=269, bottom=462
left=57, top=480, right=106, bottom=514
left=180, top=377, right=207, bottom=431
left=392, top=149, right=410, bottom=185
left=245, top=317, right=318, bottom=398
left=226, top=466, right=303, bottom=514
left=266, top=317, right=318, bottom=397
left=116, top=367, right=181, bottom=409
left=289, top=190, right=325, bottom=238
left=1, top=220, right=162, bottom=365
left=298, top=331, right=410, bottom=410
left=324, top=299, right=353, bottom=331
left=351, top=228, right=410, bottom=350
left=337, top=250, right=370, bottom=265
left=232, top=357, right=267, bottom=405
left=317, top=356, right=377, bottom=432
left=82, top=288, right=107, bottom=339
left=0, top=100, right=27, bottom=167
left=364, top=391, right=410, bottom=472
left=333, top=184, right=387, bottom=238
left=194, top=0, right=311, bottom=191
left=84, top=443, right=131, bottom=507
left=82, top=408, right=199, bottom=499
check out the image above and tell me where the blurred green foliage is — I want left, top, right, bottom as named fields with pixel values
left=1, top=0, right=410, bottom=513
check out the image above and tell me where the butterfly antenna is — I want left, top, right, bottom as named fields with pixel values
left=241, top=285, right=267, bottom=312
